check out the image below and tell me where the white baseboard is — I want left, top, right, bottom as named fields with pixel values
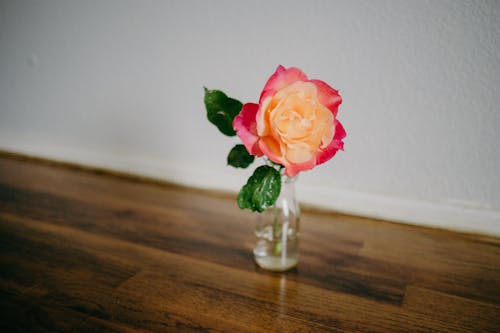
left=299, top=184, right=500, bottom=236
left=1, top=140, right=499, bottom=237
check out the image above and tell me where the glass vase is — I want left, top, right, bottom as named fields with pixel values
left=253, top=175, right=300, bottom=271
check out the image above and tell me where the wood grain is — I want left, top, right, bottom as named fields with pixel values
left=0, top=153, right=499, bottom=332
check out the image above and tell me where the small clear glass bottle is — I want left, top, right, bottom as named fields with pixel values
left=253, top=175, right=300, bottom=271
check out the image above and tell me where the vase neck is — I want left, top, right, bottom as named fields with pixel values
left=276, top=174, right=297, bottom=207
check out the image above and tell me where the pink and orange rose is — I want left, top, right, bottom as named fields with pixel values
left=233, top=65, right=345, bottom=177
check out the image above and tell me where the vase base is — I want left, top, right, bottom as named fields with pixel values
left=255, top=256, right=298, bottom=272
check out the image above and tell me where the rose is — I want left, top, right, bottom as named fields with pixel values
left=233, top=65, right=345, bottom=177
left=204, top=65, right=346, bottom=212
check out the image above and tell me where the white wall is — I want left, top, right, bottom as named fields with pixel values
left=1, top=0, right=499, bottom=235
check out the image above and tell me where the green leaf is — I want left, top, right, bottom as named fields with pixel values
left=237, top=165, right=281, bottom=212
left=204, top=87, right=242, bottom=136
left=227, top=144, right=255, bottom=168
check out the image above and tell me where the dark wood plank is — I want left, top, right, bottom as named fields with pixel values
left=0, top=153, right=499, bottom=332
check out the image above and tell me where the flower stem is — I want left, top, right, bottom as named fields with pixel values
left=272, top=207, right=282, bottom=256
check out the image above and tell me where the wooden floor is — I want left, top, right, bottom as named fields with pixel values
left=0, top=154, right=499, bottom=332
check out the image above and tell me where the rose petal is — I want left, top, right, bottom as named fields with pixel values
left=259, top=66, right=308, bottom=103
left=285, top=157, right=317, bottom=177
left=285, top=143, right=315, bottom=164
left=310, top=79, right=342, bottom=117
left=233, top=103, right=263, bottom=156
left=333, top=120, right=347, bottom=141
left=258, top=136, right=282, bottom=164
left=256, top=96, right=272, bottom=136
left=316, top=120, right=346, bottom=165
